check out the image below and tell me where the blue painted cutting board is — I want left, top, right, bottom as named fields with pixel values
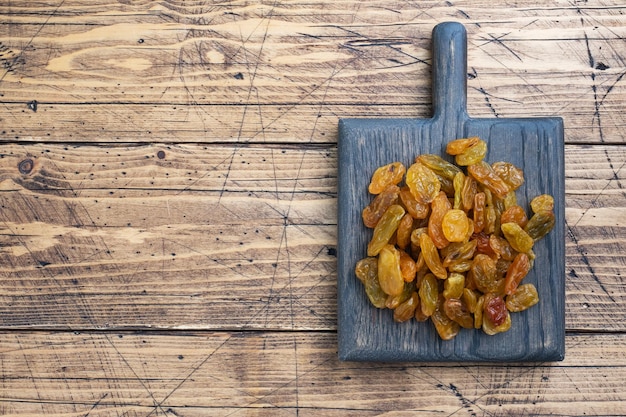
left=337, top=22, right=565, bottom=362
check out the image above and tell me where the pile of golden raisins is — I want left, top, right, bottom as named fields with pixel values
left=355, top=137, right=556, bottom=340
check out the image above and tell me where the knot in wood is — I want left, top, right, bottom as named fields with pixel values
left=18, top=158, right=34, bottom=174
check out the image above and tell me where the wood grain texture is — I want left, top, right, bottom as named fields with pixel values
left=1, top=1, right=625, bottom=414
left=1, top=331, right=626, bottom=416
left=0, top=143, right=337, bottom=330
left=1, top=1, right=625, bottom=143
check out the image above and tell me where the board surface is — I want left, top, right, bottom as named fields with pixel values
left=337, top=22, right=565, bottom=362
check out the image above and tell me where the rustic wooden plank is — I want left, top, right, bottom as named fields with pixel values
left=0, top=143, right=338, bottom=330
left=0, top=143, right=624, bottom=331
left=0, top=104, right=425, bottom=144
left=1, top=330, right=625, bottom=416
left=1, top=1, right=625, bottom=143
left=0, top=101, right=622, bottom=144
left=564, top=145, right=626, bottom=332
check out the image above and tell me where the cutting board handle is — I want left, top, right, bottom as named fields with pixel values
left=432, top=22, right=468, bottom=121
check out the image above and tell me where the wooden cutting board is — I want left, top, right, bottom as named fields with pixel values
left=337, top=22, right=565, bottom=362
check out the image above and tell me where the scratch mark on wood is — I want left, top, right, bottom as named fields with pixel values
left=566, top=220, right=616, bottom=304
left=584, top=32, right=605, bottom=143
left=438, top=383, right=478, bottom=417
left=477, top=87, right=499, bottom=117
left=0, top=0, right=65, bottom=84
left=84, top=393, right=108, bottom=417
left=143, top=334, right=238, bottom=417
left=220, top=355, right=336, bottom=417
left=481, top=32, right=522, bottom=61
left=103, top=334, right=170, bottom=416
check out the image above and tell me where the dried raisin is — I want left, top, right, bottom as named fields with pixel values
left=525, top=211, right=555, bottom=241
left=443, top=297, right=474, bottom=329
left=355, top=257, right=387, bottom=308
left=428, top=191, right=451, bottom=249
left=530, top=194, right=554, bottom=213
left=454, top=139, right=488, bottom=166
left=468, top=161, right=511, bottom=199
left=369, top=162, right=406, bottom=194
left=362, top=185, right=400, bottom=228
left=406, top=162, right=441, bottom=204
left=505, top=284, right=539, bottom=312
left=492, top=161, right=524, bottom=190
left=446, top=137, right=480, bottom=155
left=442, top=209, right=471, bottom=243
left=394, top=292, right=419, bottom=322
left=416, top=154, right=462, bottom=180
left=377, top=244, right=404, bottom=296
left=367, top=205, right=405, bottom=256
left=501, top=222, right=534, bottom=253
left=399, top=186, right=430, bottom=219
left=419, top=273, right=439, bottom=317
left=419, top=233, right=447, bottom=279
left=504, top=252, right=531, bottom=295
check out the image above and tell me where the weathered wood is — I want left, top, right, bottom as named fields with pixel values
left=1, top=330, right=625, bottom=416
left=0, top=143, right=623, bottom=332
left=1, top=1, right=625, bottom=143
left=0, top=1, right=624, bottom=414
left=0, top=144, right=337, bottom=330
left=564, top=145, right=626, bottom=332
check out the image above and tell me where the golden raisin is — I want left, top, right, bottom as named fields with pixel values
left=473, top=192, right=486, bottom=233
left=416, top=154, right=462, bottom=180
left=399, top=249, right=417, bottom=282
left=471, top=254, right=503, bottom=294
left=506, top=284, right=539, bottom=312
left=454, top=139, right=488, bottom=166
left=419, top=273, right=439, bottom=317
left=500, top=205, right=528, bottom=229
left=453, top=171, right=465, bottom=209
left=492, top=161, right=524, bottom=191
left=419, top=233, right=447, bottom=279
left=406, top=162, right=441, bottom=204
left=368, top=162, right=406, bottom=194
left=432, top=296, right=461, bottom=339
left=442, top=209, right=471, bottom=242
left=443, top=297, right=474, bottom=329
left=386, top=281, right=416, bottom=309
left=394, top=292, right=419, bottom=322
left=489, top=234, right=517, bottom=261
left=399, top=186, right=430, bottom=219
left=367, top=205, right=405, bottom=256
left=396, top=213, right=414, bottom=250
left=525, top=211, right=555, bottom=241
left=362, top=184, right=400, bottom=228
left=504, top=252, right=531, bottom=295
left=501, top=222, right=534, bottom=253
left=443, top=273, right=465, bottom=299
left=355, top=257, right=387, bottom=308
left=461, top=175, right=478, bottom=212
left=482, top=294, right=511, bottom=335
left=377, top=244, right=404, bottom=296
left=530, top=194, right=554, bottom=213
left=428, top=191, right=451, bottom=249
left=446, top=136, right=480, bottom=155
left=468, top=161, right=511, bottom=199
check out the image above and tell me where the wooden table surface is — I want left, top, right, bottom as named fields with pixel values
left=1, top=1, right=625, bottom=416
